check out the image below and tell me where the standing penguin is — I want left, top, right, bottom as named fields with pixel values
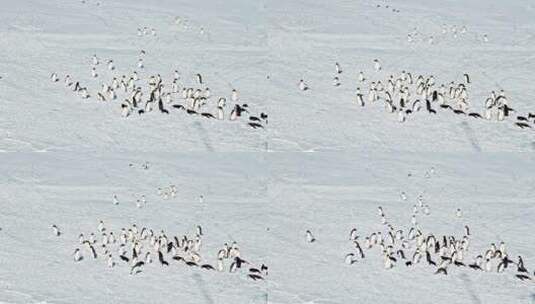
left=358, top=71, right=365, bottom=82
left=231, top=89, right=238, bottom=102
left=217, top=106, right=225, bottom=120
left=463, top=73, right=470, bottom=84
left=298, top=79, right=309, bottom=91
left=229, top=105, right=239, bottom=121
left=305, top=230, right=316, bottom=243
left=92, top=54, right=99, bottom=66
left=51, top=224, right=61, bottom=236
left=356, top=93, right=365, bottom=107
left=335, top=62, right=342, bottom=74
left=332, top=76, right=340, bottom=87
left=73, top=248, right=83, bottom=262
left=373, top=59, right=382, bottom=71
left=398, top=110, right=406, bottom=123
left=50, top=73, right=59, bottom=82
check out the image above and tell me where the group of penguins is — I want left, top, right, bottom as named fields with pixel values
left=56, top=221, right=268, bottom=281
left=49, top=51, right=268, bottom=130
left=303, top=193, right=534, bottom=283
left=297, top=60, right=535, bottom=131
left=110, top=184, right=203, bottom=209
left=407, top=24, right=488, bottom=46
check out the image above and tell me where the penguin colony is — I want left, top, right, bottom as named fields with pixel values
left=70, top=221, right=268, bottom=281
left=304, top=189, right=534, bottom=283
left=49, top=51, right=268, bottom=130
left=296, top=59, right=535, bottom=131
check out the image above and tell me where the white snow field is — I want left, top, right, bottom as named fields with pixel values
left=1, top=0, right=535, bottom=303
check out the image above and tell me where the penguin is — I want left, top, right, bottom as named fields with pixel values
left=158, top=251, right=169, bottom=266
left=349, top=228, right=358, bottom=241
left=73, top=248, right=83, bottom=262
left=517, top=256, right=528, bottom=273
left=158, top=98, right=169, bottom=114
left=332, top=76, right=340, bottom=87
left=88, top=244, right=98, bottom=259
left=137, top=58, right=144, bottom=69
left=91, top=67, right=98, bottom=78
left=64, top=75, right=72, bottom=87
left=113, top=195, right=119, bottom=205
left=260, top=264, right=268, bottom=276
left=97, top=92, right=106, bottom=102
left=463, top=225, right=470, bottom=236
left=425, top=100, right=436, bottom=114
left=484, top=258, right=492, bottom=272
left=217, top=106, right=224, bottom=120
left=345, top=253, right=356, bottom=265
left=335, top=62, right=342, bottom=74
left=196, top=73, right=203, bottom=85
left=435, top=267, right=447, bottom=275
left=456, top=208, right=462, bottom=218
left=497, top=260, right=505, bottom=273
left=50, top=73, right=59, bottom=82
left=92, top=54, right=99, bottom=66
left=384, top=255, right=394, bottom=269
left=51, top=224, right=61, bottom=236
left=305, top=230, right=316, bottom=243
left=463, top=73, right=470, bottom=84
left=107, top=254, right=115, bottom=268
left=426, top=251, right=436, bottom=266
left=260, top=112, right=268, bottom=124
left=130, top=260, right=145, bottom=275
left=412, top=100, right=421, bottom=112
left=373, top=59, right=381, bottom=71
left=231, top=89, right=239, bottom=102
left=356, top=94, right=365, bottom=107
left=398, top=110, right=406, bottom=123
left=107, top=60, right=115, bottom=71
left=298, top=79, right=309, bottom=91
left=229, top=105, right=239, bottom=121
left=358, top=71, right=365, bottom=82
left=468, top=112, right=482, bottom=118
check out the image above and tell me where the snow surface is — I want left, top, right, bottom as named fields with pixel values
left=1, top=0, right=535, bottom=303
